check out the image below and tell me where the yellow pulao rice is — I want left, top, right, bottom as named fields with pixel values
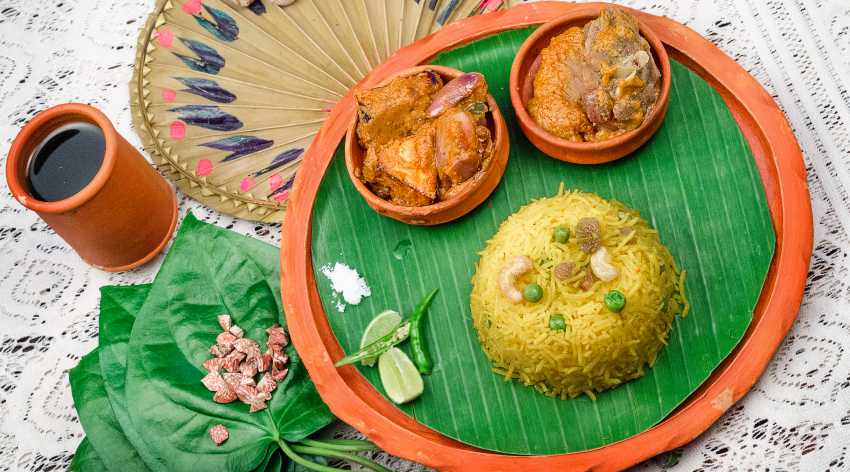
left=470, top=188, right=687, bottom=399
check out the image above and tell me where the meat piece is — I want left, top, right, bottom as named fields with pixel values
left=256, top=373, right=277, bottom=395
left=217, top=314, right=232, bottom=332
left=233, top=338, right=260, bottom=356
left=235, top=381, right=258, bottom=404
left=529, top=7, right=660, bottom=142
left=266, top=325, right=289, bottom=348
left=258, top=352, right=272, bottom=373
left=201, top=371, right=228, bottom=392
left=213, top=388, right=237, bottom=404
left=582, top=88, right=613, bottom=125
left=209, top=343, right=228, bottom=358
left=203, top=357, right=225, bottom=372
left=583, top=8, right=660, bottom=140
left=229, top=325, right=244, bottom=338
left=271, top=367, right=289, bottom=382
left=355, top=71, right=443, bottom=149
left=361, top=125, right=438, bottom=206
left=222, top=372, right=244, bottom=391
left=221, top=350, right=246, bottom=373
left=216, top=331, right=237, bottom=349
left=528, top=27, right=594, bottom=142
left=576, top=217, right=602, bottom=253
left=270, top=345, right=290, bottom=381
left=434, top=108, right=492, bottom=198
left=240, top=360, right=258, bottom=378
left=209, top=424, right=229, bottom=446
left=248, top=395, right=269, bottom=413
left=584, top=7, right=645, bottom=67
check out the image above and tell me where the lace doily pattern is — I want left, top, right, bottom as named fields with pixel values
left=0, top=0, right=848, bottom=471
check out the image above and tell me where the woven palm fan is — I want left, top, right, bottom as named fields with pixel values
left=130, top=0, right=515, bottom=222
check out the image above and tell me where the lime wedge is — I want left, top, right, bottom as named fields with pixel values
left=378, top=347, right=424, bottom=404
left=360, top=310, right=402, bottom=366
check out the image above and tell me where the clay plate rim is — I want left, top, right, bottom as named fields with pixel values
left=281, top=2, right=812, bottom=470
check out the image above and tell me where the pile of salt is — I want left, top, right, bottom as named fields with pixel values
left=320, top=262, right=371, bottom=312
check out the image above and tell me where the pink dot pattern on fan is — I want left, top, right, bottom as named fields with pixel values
left=273, top=190, right=289, bottom=202
left=240, top=177, right=255, bottom=191
left=161, top=89, right=176, bottom=102
left=268, top=174, right=283, bottom=191
left=196, top=159, right=213, bottom=176
left=154, top=29, right=173, bottom=48
left=170, top=121, right=186, bottom=139
left=181, top=0, right=202, bottom=16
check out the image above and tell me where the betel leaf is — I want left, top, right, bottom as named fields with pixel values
left=97, top=284, right=156, bottom=470
left=68, top=349, right=148, bottom=471
left=123, top=213, right=334, bottom=471
left=97, top=283, right=286, bottom=472
left=69, top=438, right=107, bottom=472
left=311, top=29, right=775, bottom=454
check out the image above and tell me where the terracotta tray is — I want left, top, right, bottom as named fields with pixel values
left=281, top=3, right=812, bottom=470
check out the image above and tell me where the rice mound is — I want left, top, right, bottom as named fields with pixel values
left=470, top=188, right=687, bottom=399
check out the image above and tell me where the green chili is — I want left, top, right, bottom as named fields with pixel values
left=334, top=321, right=411, bottom=367
left=409, top=289, right=439, bottom=375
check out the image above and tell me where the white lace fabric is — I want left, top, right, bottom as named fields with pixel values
left=0, top=0, right=848, bottom=471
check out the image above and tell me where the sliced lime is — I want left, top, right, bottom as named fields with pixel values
left=378, top=347, right=424, bottom=404
left=360, top=310, right=402, bottom=366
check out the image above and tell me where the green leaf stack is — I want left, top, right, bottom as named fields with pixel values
left=69, top=214, right=335, bottom=471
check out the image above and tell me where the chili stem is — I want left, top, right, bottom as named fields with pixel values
left=300, top=438, right=379, bottom=452
left=292, top=444, right=391, bottom=472
left=276, top=439, right=339, bottom=472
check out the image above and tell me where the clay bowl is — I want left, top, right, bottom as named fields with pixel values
left=509, top=8, right=671, bottom=165
left=344, top=65, right=509, bottom=226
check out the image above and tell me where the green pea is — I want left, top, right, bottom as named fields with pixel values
left=523, top=283, right=543, bottom=302
left=604, top=290, right=626, bottom=312
left=553, top=225, right=570, bottom=244
left=548, top=313, right=566, bottom=331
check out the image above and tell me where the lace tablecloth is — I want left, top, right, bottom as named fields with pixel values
left=0, top=0, right=848, bottom=470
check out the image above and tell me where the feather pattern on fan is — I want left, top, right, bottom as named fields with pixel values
left=130, top=0, right=515, bottom=222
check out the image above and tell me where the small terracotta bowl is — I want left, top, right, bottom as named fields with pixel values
left=344, top=65, right=509, bottom=226
left=509, top=8, right=671, bottom=165
left=5, top=103, right=177, bottom=272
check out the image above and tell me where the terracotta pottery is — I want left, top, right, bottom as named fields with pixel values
left=282, top=3, right=811, bottom=470
left=509, top=7, right=671, bottom=165
left=5, top=103, right=178, bottom=272
left=344, top=65, right=509, bottom=225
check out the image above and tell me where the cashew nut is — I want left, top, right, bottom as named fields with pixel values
left=499, top=255, right=533, bottom=303
left=590, top=247, right=619, bottom=282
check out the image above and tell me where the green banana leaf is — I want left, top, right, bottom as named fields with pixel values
left=311, top=29, right=775, bottom=454
left=122, top=214, right=335, bottom=471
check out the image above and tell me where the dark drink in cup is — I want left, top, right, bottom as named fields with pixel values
left=26, top=122, right=105, bottom=202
